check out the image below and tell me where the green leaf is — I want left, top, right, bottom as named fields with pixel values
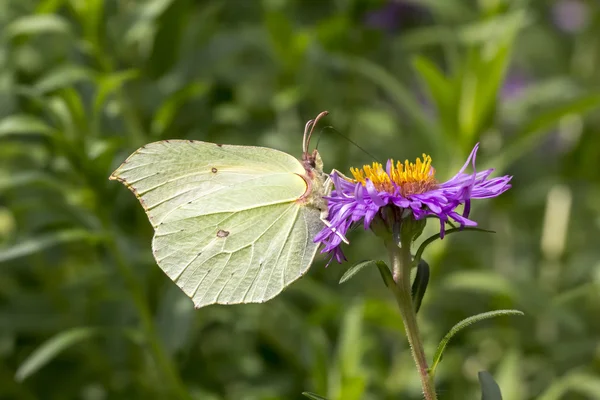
left=412, top=56, right=454, bottom=134
left=306, top=328, right=330, bottom=395
left=495, top=351, right=524, bottom=399
left=0, top=230, right=102, bottom=263
left=93, top=70, right=141, bottom=119
left=317, top=53, right=441, bottom=151
left=338, top=376, right=366, bottom=400
left=150, top=81, right=210, bottom=137
left=487, top=92, right=600, bottom=172
left=15, top=328, right=98, bottom=381
left=54, top=88, right=88, bottom=136
left=14, top=327, right=142, bottom=381
left=414, top=227, right=494, bottom=265
left=0, top=172, right=62, bottom=192
left=69, top=0, right=104, bottom=45
left=399, top=26, right=458, bottom=50
left=156, top=285, right=195, bottom=355
left=375, top=260, right=394, bottom=289
left=458, top=10, right=532, bottom=45
left=47, top=96, right=77, bottom=138
left=411, top=259, right=430, bottom=314
left=6, top=14, right=71, bottom=38
left=337, top=302, right=364, bottom=378
left=457, top=42, right=511, bottom=142
left=429, top=310, right=524, bottom=377
left=0, top=115, right=54, bottom=138
left=302, top=392, right=329, bottom=400
left=339, top=260, right=376, bottom=284
left=35, top=65, right=94, bottom=94
left=146, top=0, right=191, bottom=78
left=537, top=371, right=600, bottom=400
left=479, top=371, right=503, bottom=400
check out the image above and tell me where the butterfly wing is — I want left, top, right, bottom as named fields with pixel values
left=110, top=140, right=323, bottom=308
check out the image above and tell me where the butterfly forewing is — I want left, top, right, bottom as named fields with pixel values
left=110, top=140, right=323, bottom=308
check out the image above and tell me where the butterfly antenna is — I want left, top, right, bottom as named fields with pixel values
left=303, top=111, right=329, bottom=154
left=324, top=126, right=378, bottom=161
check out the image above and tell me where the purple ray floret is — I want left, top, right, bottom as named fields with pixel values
left=314, top=144, right=512, bottom=264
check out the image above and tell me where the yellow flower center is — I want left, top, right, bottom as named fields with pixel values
left=350, top=154, right=437, bottom=196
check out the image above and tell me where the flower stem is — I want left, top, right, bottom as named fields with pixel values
left=386, top=239, right=437, bottom=400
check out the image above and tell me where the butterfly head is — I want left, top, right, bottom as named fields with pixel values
left=298, top=111, right=329, bottom=211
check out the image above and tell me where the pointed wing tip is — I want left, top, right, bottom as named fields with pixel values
left=108, top=163, right=128, bottom=182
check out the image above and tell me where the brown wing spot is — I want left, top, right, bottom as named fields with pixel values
left=216, top=229, right=229, bottom=238
left=211, top=167, right=218, bottom=173
left=216, top=143, right=223, bottom=147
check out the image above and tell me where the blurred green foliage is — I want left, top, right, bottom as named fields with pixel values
left=1, top=0, right=600, bottom=399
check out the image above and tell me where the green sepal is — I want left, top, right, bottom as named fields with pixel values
left=400, top=215, right=427, bottom=244
left=429, top=309, right=524, bottom=378
left=479, top=371, right=503, bottom=400
left=302, top=392, right=329, bottom=400
left=411, top=259, right=430, bottom=314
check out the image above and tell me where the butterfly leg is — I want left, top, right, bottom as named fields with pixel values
left=322, top=168, right=352, bottom=196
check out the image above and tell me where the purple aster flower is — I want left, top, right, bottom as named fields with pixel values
left=315, top=144, right=512, bottom=263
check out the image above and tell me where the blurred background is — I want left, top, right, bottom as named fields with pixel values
left=1, top=0, right=600, bottom=399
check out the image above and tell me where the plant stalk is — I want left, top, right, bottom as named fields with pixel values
left=386, top=239, right=437, bottom=400
left=93, top=203, right=191, bottom=400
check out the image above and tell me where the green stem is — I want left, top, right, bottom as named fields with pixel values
left=104, top=236, right=192, bottom=400
left=386, top=239, right=437, bottom=400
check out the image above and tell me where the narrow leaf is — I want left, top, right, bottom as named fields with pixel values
left=15, top=328, right=98, bottom=381
left=150, top=81, right=210, bottom=137
left=339, top=260, right=376, bottom=284
left=414, top=227, right=494, bottom=264
left=35, top=65, right=94, bottom=94
left=411, top=259, right=430, bottom=313
left=429, top=309, right=524, bottom=377
left=0, top=172, right=62, bottom=192
left=0, top=115, right=54, bottom=138
left=6, top=14, right=71, bottom=38
left=94, top=70, right=140, bottom=118
left=479, top=371, right=503, bottom=400
left=317, top=53, right=441, bottom=150
left=302, top=392, right=329, bottom=400
left=412, top=56, right=454, bottom=131
left=337, top=302, right=364, bottom=378
left=487, top=92, right=600, bottom=172
left=0, top=230, right=101, bottom=263
left=375, top=260, right=394, bottom=288
left=537, top=371, right=600, bottom=400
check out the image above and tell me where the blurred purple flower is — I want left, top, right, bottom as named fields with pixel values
left=552, top=0, right=589, bottom=33
left=364, top=1, right=428, bottom=32
left=501, top=70, right=530, bottom=101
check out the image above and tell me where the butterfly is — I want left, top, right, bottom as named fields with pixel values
left=110, top=111, right=334, bottom=308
